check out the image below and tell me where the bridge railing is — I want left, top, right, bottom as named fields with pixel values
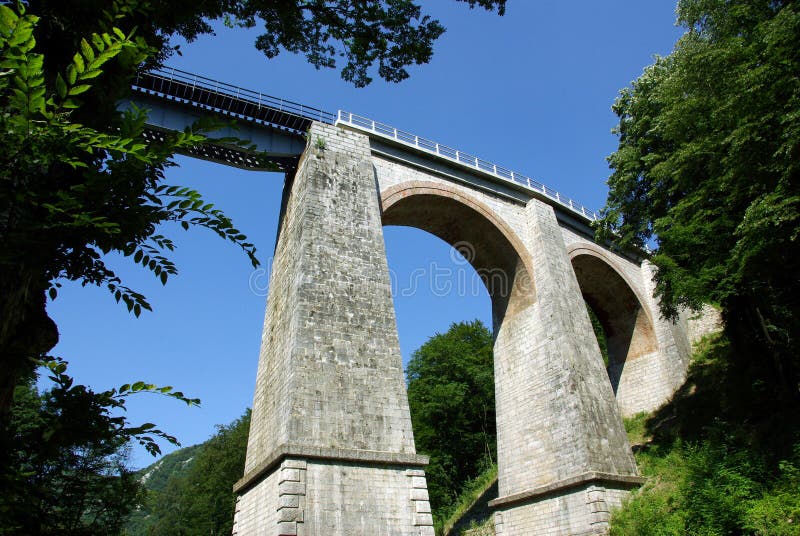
left=130, top=68, right=599, bottom=222
left=335, top=111, right=599, bottom=222
left=133, top=67, right=336, bottom=133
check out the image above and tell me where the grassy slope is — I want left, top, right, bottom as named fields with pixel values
left=609, top=334, right=800, bottom=535
left=440, top=464, right=497, bottom=536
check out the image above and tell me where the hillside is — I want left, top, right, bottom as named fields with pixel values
left=124, top=444, right=202, bottom=534
left=124, top=410, right=250, bottom=536
left=440, top=464, right=497, bottom=536
left=138, top=444, right=202, bottom=493
left=609, top=334, right=800, bottom=534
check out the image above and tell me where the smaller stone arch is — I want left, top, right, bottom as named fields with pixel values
left=568, top=243, right=658, bottom=413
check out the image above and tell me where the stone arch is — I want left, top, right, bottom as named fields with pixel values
left=380, top=181, right=534, bottom=329
left=567, top=244, right=658, bottom=408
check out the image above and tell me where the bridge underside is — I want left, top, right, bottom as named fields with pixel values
left=125, top=95, right=305, bottom=172
left=126, top=68, right=331, bottom=173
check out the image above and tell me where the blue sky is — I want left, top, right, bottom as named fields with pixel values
left=46, top=1, right=684, bottom=468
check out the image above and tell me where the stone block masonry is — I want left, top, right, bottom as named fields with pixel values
left=234, top=119, right=701, bottom=534
left=488, top=199, right=643, bottom=533
left=233, top=122, right=433, bottom=535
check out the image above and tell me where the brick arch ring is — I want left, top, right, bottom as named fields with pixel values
left=379, top=181, right=535, bottom=283
left=566, top=242, right=655, bottom=328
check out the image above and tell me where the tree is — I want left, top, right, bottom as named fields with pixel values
left=0, top=3, right=258, bottom=415
left=126, top=410, right=251, bottom=536
left=0, top=361, right=198, bottom=535
left=0, top=0, right=507, bottom=415
left=597, top=0, right=800, bottom=400
left=406, top=320, right=495, bottom=518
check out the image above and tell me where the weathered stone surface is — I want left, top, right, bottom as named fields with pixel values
left=235, top=120, right=712, bottom=535
left=234, top=123, right=433, bottom=535
left=686, top=304, right=723, bottom=345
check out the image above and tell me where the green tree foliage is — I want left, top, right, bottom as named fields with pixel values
left=0, top=3, right=257, bottom=415
left=406, top=320, right=496, bottom=525
left=0, top=361, right=198, bottom=535
left=1, top=0, right=506, bottom=415
left=597, top=0, right=800, bottom=400
left=229, top=0, right=505, bottom=87
left=126, top=410, right=251, bottom=536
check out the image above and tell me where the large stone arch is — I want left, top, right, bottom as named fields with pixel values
left=568, top=244, right=659, bottom=415
left=379, top=180, right=641, bottom=532
left=380, top=181, right=534, bottom=328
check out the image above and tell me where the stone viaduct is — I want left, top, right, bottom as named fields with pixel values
left=131, top=68, right=704, bottom=535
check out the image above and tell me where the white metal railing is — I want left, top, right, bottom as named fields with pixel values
left=335, top=111, right=599, bottom=222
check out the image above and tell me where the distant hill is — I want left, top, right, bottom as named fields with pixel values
left=138, top=444, right=202, bottom=493
left=124, top=444, right=203, bottom=535
left=124, top=410, right=250, bottom=536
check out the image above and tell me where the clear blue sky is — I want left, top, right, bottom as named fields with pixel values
left=46, top=1, right=684, bottom=468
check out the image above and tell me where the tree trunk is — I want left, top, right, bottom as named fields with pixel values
left=725, top=293, right=799, bottom=406
left=0, top=273, right=58, bottom=417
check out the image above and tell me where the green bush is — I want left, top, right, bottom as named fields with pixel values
left=609, top=484, right=685, bottom=535
left=611, top=438, right=800, bottom=536
left=610, top=440, right=687, bottom=536
left=744, top=453, right=800, bottom=536
left=680, top=437, right=764, bottom=534
left=611, top=338, right=800, bottom=536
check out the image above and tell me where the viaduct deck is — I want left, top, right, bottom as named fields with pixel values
left=130, top=67, right=599, bottom=225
